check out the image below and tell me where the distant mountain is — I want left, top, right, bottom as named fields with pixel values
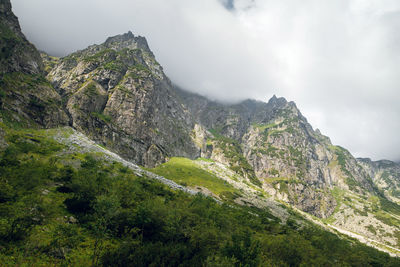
left=359, top=158, right=400, bottom=203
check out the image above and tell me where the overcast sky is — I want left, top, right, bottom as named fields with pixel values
left=11, top=0, right=400, bottom=161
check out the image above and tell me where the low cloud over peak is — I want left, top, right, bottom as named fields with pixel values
left=11, top=0, right=400, bottom=161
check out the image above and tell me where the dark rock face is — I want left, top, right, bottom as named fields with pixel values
left=0, top=0, right=68, bottom=127
left=0, top=125, right=6, bottom=150
left=0, top=0, right=43, bottom=74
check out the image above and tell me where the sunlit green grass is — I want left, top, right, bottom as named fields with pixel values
left=149, top=157, right=241, bottom=198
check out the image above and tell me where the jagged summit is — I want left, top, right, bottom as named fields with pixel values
left=103, top=31, right=152, bottom=54
left=267, top=94, right=287, bottom=106
left=358, top=157, right=398, bottom=167
left=105, top=30, right=135, bottom=43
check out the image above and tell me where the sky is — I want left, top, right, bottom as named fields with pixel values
left=11, top=0, right=400, bottom=161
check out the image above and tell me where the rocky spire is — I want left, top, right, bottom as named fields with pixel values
left=267, top=94, right=288, bottom=107
left=103, top=31, right=153, bottom=54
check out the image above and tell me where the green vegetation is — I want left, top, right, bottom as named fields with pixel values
left=381, top=171, right=394, bottom=187
left=83, top=49, right=115, bottom=63
left=269, top=126, right=296, bottom=137
left=83, top=81, right=99, bottom=96
left=0, top=21, right=24, bottom=61
left=0, top=71, right=64, bottom=129
left=0, top=21, right=21, bottom=43
left=196, top=157, right=214, bottom=163
left=41, top=53, right=59, bottom=73
left=374, top=211, right=400, bottom=227
left=264, top=177, right=291, bottom=183
left=149, top=157, right=240, bottom=199
left=91, top=112, right=112, bottom=123
left=0, top=72, right=50, bottom=91
left=323, top=187, right=345, bottom=223
left=78, top=46, right=153, bottom=82
left=255, top=144, right=279, bottom=157
left=252, top=122, right=276, bottom=132
left=391, top=189, right=400, bottom=198
left=102, top=60, right=126, bottom=72
left=330, top=146, right=361, bottom=190
left=131, top=63, right=151, bottom=73
left=0, top=126, right=399, bottom=266
left=379, top=197, right=400, bottom=216
left=366, top=225, right=377, bottom=235
left=268, top=168, right=279, bottom=176
left=125, top=63, right=152, bottom=80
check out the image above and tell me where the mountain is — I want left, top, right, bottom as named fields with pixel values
left=41, top=30, right=400, bottom=251
left=0, top=0, right=68, bottom=128
left=46, top=31, right=199, bottom=167
left=0, top=0, right=42, bottom=74
left=359, top=158, right=400, bottom=203
left=44, top=32, right=380, bottom=216
left=1, top=0, right=400, bottom=264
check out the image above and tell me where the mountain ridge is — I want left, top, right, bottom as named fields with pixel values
left=20, top=29, right=400, bottom=218
left=42, top=30, right=400, bottom=247
left=1, top=0, right=400, bottom=261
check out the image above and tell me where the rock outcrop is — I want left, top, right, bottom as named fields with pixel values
left=175, top=90, right=378, bottom=218
left=0, top=0, right=68, bottom=127
left=358, top=158, right=400, bottom=203
left=47, top=32, right=199, bottom=167
left=0, top=0, right=43, bottom=74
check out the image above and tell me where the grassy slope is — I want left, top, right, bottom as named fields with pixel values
left=149, top=157, right=241, bottom=199
left=0, top=124, right=400, bottom=266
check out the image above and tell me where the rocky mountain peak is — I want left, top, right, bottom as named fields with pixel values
left=267, top=94, right=287, bottom=106
left=103, top=31, right=152, bottom=54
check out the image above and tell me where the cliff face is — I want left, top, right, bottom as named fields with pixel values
left=0, top=0, right=43, bottom=74
left=43, top=30, right=397, bottom=218
left=175, top=90, right=379, bottom=218
left=47, top=32, right=199, bottom=167
left=0, top=0, right=68, bottom=127
left=172, top=88, right=400, bottom=247
left=358, top=158, right=400, bottom=203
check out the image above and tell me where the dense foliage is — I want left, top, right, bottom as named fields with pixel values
left=0, top=127, right=399, bottom=266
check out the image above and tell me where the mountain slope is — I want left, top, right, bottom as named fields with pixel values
left=0, top=0, right=68, bottom=128
left=46, top=31, right=199, bottom=167
left=359, top=158, right=400, bottom=203
left=0, top=0, right=42, bottom=74
left=42, top=30, right=400, bottom=251
left=1, top=125, right=399, bottom=265
left=1, top=0, right=400, bottom=261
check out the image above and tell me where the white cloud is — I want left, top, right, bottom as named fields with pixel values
left=11, top=0, right=400, bottom=161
